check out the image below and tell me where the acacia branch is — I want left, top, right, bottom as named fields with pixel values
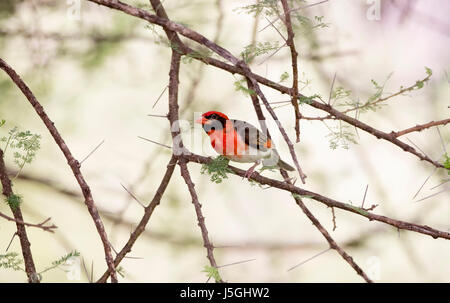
left=97, top=155, right=178, bottom=283
left=184, top=153, right=450, bottom=241
left=280, top=0, right=302, bottom=143
left=293, top=195, right=372, bottom=282
left=166, top=48, right=223, bottom=281
left=277, top=168, right=371, bottom=282
left=0, top=149, right=39, bottom=282
left=86, top=0, right=445, bottom=171
left=87, top=0, right=307, bottom=184
left=0, top=57, right=118, bottom=283
left=179, top=159, right=223, bottom=282
left=391, top=118, right=450, bottom=138
left=0, top=211, right=57, bottom=233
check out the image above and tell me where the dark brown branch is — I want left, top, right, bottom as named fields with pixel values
left=293, top=195, right=372, bottom=282
left=86, top=0, right=445, bottom=170
left=280, top=0, right=302, bottom=143
left=184, top=153, right=450, bottom=241
left=309, top=101, right=444, bottom=168
left=96, top=155, right=178, bottom=283
left=88, top=0, right=307, bottom=183
left=0, top=57, right=118, bottom=283
left=391, top=118, right=450, bottom=138
left=278, top=168, right=371, bottom=282
left=0, top=149, right=39, bottom=282
left=179, top=159, right=223, bottom=282
left=165, top=46, right=223, bottom=281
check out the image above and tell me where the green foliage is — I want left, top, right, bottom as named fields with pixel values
left=201, top=156, right=232, bottom=184
left=443, top=154, right=450, bottom=175
left=240, top=41, right=280, bottom=64
left=234, top=0, right=280, bottom=16
left=0, top=119, right=5, bottom=127
left=325, top=122, right=358, bottom=150
left=332, top=86, right=352, bottom=103
left=346, top=204, right=369, bottom=216
left=338, top=67, right=433, bottom=113
left=298, top=94, right=321, bottom=105
left=234, top=78, right=256, bottom=96
left=1, top=125, right=41, bottom=177
left=0, top=252, right=23, bottom=271
left=367, top=73, right=393, bottom=103
left=39, top=250, right=81, bottom=275
left=202, top=265, right=222, bottom=282
left=279, top=71, right=290, bottom=83
left=182, top=48, right=213, bottom=64
left=294, top=14, right=329, bottom=31
left=5, top=193, right=22, bottom=211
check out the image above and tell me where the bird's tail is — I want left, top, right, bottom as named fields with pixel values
left=277, top=158, right=295, bottom=171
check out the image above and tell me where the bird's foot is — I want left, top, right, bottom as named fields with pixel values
left=243, top=162, right=259, bottom=180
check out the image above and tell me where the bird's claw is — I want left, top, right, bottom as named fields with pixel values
left=242, top=163, right=259, bottom=180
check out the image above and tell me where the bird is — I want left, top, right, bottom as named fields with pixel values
left=196, top=111, right=295, bottom=178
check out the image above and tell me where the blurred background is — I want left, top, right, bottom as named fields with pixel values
left=0, top=0, right=449, bottom=282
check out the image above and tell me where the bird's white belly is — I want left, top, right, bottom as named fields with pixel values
left=211, top=135, right=272, bottom=163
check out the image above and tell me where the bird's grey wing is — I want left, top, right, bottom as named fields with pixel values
left=231, top=119, right=269, bottom=151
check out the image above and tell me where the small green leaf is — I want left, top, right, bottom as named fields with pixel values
left=234, top=79, right=256, bottom=96
left=298, top=94, right=321, bottom=105
left=202, top=265, right=222, bottom=282
left=5, top=193, right=22, bottom=210
left=0, top=252, right=23, bottom=271
left=279, top=71, right=289, bottom=83
left=443, top=154, right=450, bottom=175
left=201, top=156, right=232, bottom=184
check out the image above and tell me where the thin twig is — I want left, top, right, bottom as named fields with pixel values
left=120, top=183, right=146, bottom=208
left=80, top=139, right=105, bottom=164
left=152, top=85, right=168, bottom=109
left=259, top=0, right=330, bottom=33
left=361, top=184, right=369, bottom=209
left=0, top=211, right=57, bottom=233
left=137, top=136, right=172, bottom=149
left=287, top=248, right=331, bottom=271
left=218, top=258, right=256, bottom=268
left=280, top=0, right=302, bottom=143
left=390, top=118, right=450, bottom=138
left=185, top=153, right=450, bottom=240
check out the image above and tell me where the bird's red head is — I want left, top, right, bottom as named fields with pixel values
left=195, top=111, right=229, bottom=125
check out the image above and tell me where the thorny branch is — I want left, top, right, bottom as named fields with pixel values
left=166, top=49, right=222, bottom=281
left=0, top=57, right=118, bottom=283
left=87, top=0, right=444, bottom=171
left=96, top=155, right=178, bottom=283
left=280, top=0, right=302, bottom=143
left=82, top=0, right=450, bottom=283
left=0, top=149, right=39, bottom=282
left=391, top=118, right=450, bottom=138
left=184, top=153, right=450, bottom=241
left=1, top=0, right=447, bottom=283
left=0, top=211, right=57, bottom=233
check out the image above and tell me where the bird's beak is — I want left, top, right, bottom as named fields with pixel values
left=195, top=117, right=207, bottom=125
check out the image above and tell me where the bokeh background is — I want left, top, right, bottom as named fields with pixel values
left=0, top=0, right=449, bottom=282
